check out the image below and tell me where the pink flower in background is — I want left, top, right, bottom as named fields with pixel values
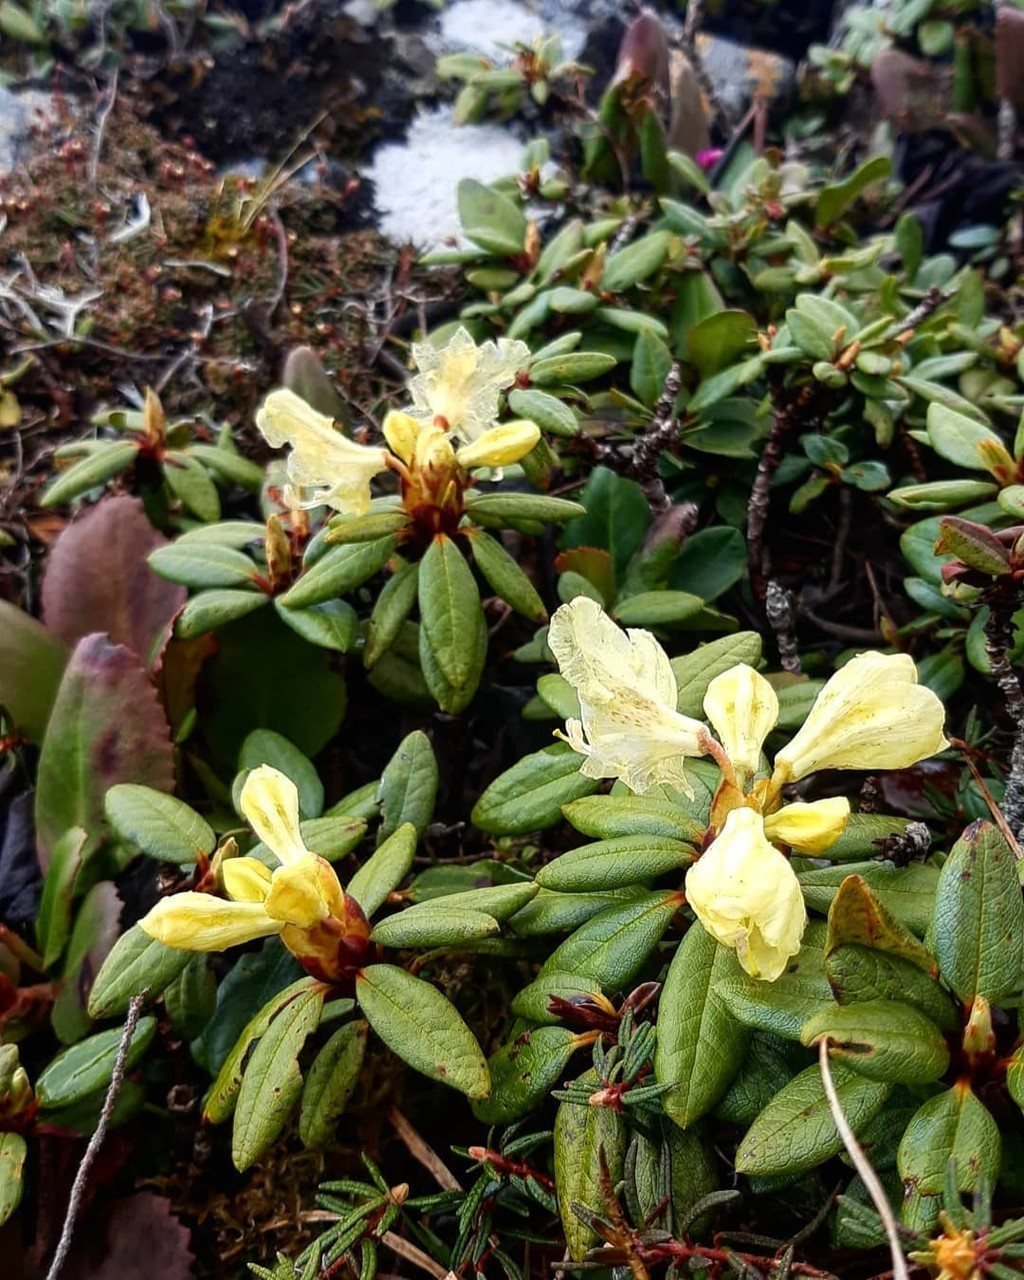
left=696, top=148, right=724, bottom=170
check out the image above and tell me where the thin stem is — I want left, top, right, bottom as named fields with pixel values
left=817, top=1039, right=910, bottom=1280
left=45, top=993, right=147, bottom=1280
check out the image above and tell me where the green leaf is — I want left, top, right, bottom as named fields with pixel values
left=735, top=1062, right=890, bottom=1178
left=931, top=821, right=1024, bottom=1002
left=232, top=982, right=326, bottom=1170
left=364, top=563, right=419, bottom=668
left=378, top=730, right=438, bottom=844
left=536, top=835, right=695, bottom=892
left=239, top=729, right=323, bottom=817
left=655, top=925, right=749, bottom=1128
left=825, top=944, right=958, bottom=1031
left=469, top=531, right=546, bottom=620
left=801, top=1000, right=949, bottom=1083
left=889, top=480, right=999, bottom=511
left=371, top=905, right=499, bottom=948
left=510, top=970, right=605, bottom=1024
left=685, top=311, right=757, bottom=377
left=601, top=230, right=670, bottom=292
left=88, top=924, right=192, bottom=1018
left=36, top=827, right=89, bottom=970
left=418, top=534, right=485, bottom=708
left=562, top=794, right=703, bottom=842
left=37, top=1017, right=157, bottom=1110
left=474, top=1024, right=581, bottom=1124
left=670, top=632, right=762, bottom=716
left=325, top=510, right=409, bottom=545
left=926, top=403, right=1008, bottom=473
left=0, top=1133, right=25, bottom=1227
left=148, top=541, right=257, bottom=589
left=540, top=891, right=683, bottom=990
left=187, top=443, right=264, bottom=493
left=507, top=388, right=579, bottom=437
left=528, top=352, right=617, bottom=386
left=613, top=590, right=704, bottom=627
left=821, top=814, right=920, bottom=862
left=104, top=784, right=215, bottom=865
left=275, top=598, right=358, bottom=652
left=299, top=1020, right=368, bottom=1148
left=356, top=964, right=489, bottom=1098
left=630, top=329, right=674, bottom=408
left=280, top=537, right=397, bottom=608
left=457, top=178, right=527, bottom=256
left=164, top=451, right=220, bottom=521
left=0, top=1, right=45, bottom=43
left=202, top=977, right=315, bottom=1123
left=163, top=955, right=217, bottom=1041
left=561, top=467, right=651, bottom=581
left=815, top=155, right=892, bottom=228
left=249, top=815, right=366, bottom=866
left=176, top=588, right=267, bottom=637
left=716, top=923, right=832, bottom=1040
left=41, top=442, right=140, bottom=507
left=669, top=527, right=746, bottom=601
left=464, top=492, right=586, bottom=528
left=554, top=1083, right=627, bottom=1259
left=348, top=823, right=417, bottom=918
left=897, top=1084, right=1001, bottom=1232
left=472, top=743, right=597, bottom=835
left=0, top=599, right=67, bottom=742
left=509, top=886, right=650, bottom=938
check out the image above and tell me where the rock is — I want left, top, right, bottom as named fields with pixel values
left=694, top=32, right=796, bottom=118
left=0, top=86, right=55, bottom=171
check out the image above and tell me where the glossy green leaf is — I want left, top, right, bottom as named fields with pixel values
left=472, top=742, right=597, bottom=835
left=655, top=925, right=749, bottom=1128
left=537, top=835, right=695, bottom=892
left=554, top=1083, right=627, bottom=1259
left=299, top=1020, right=368, bottom=1148
left=88, top=924, right=192, bottom=1019
left=801, top=999, right=949, bottom=1083
left=280, top=537, right=397, bottom=608
left=0, top=599, right=67, bottom=742
left=469, top=530, right=547, bottom=620
left=104, top=784, right=215, bottom=865
left=37, top=1017, right=157, bottom=1109
left=474, top=1024, right=580, bottom=1124
left=41, top=441, right=140, bottom=507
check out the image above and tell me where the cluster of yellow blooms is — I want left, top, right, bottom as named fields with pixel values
left=548, top=597, right=949, bottom=982
left=254, top=327, right=538, bottom=516
left=141, top=766, right=372, bottom=985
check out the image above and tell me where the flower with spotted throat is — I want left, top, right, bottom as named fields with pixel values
left=139, top=766, right=370, bottom=984
left=407, top=326, right=531, bottom=446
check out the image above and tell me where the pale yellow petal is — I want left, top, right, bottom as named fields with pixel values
left=455, top=420, right=540, bottom=469
left=684, top=807, right=806, bottom=982
left=547, top=598, right=708, bottom=795
left=222, top=856, right=272, bottom=903
left=264, top=855, right=345, bottom=928
left=255, top=388, right=388, bottom=515
left=408, top=327, right=529, bottom=444
left=239, top=765, right=309, bottom=866
left=703, top=664, right=779, bottom=783
left=139, top=893, right=280, bottom=951
left=382, top=409, right=421, bottom=464
left=772, top=652, right=949, bottom=784
left=764, top=798, right=850, bottom=855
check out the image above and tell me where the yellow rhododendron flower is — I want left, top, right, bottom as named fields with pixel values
left=771, top=651, right=949, bottom=785
left=547, top=597, right=710, bottom=796
left=408, top=327, right=530, bottom=445
left=763, top=797, right=851, bottom=855
left=684, top=807, right=807, bottom=981
left=703, top=664, right=778, bottom=787
left=139, top=766, right=369, bottom=982
left=454, top=419, right=540, bottom=470
left=256, top=389, right=389, bottom=515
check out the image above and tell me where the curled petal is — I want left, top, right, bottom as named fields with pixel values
left=408, top=327, right=529, bottom=444
left=456, top=420, right=540, bottom=470
left=256, top=388, right=389, bottom=515
left=548, top=598, right=708, bottom=796
left=382, top=409, right=421, bottom=465
left=239, top=766, right=310, bottom=866
left=139, top=894, right=281, bottom=951
left=264, top=855, right=347, bottom=929
left=764, top=797, right=850, bottom=855
left=222, top=856, right=272, bottom=903
left=685, top=807, right=806, bottom=982
left=703, top=664, right=779, bottom=783
left=772, top=652, right=949, bottom=784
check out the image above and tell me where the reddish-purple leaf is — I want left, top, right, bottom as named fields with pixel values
left=41, top=496, right=186, bottom=667
left=35, top=634, right=175, bottom=867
